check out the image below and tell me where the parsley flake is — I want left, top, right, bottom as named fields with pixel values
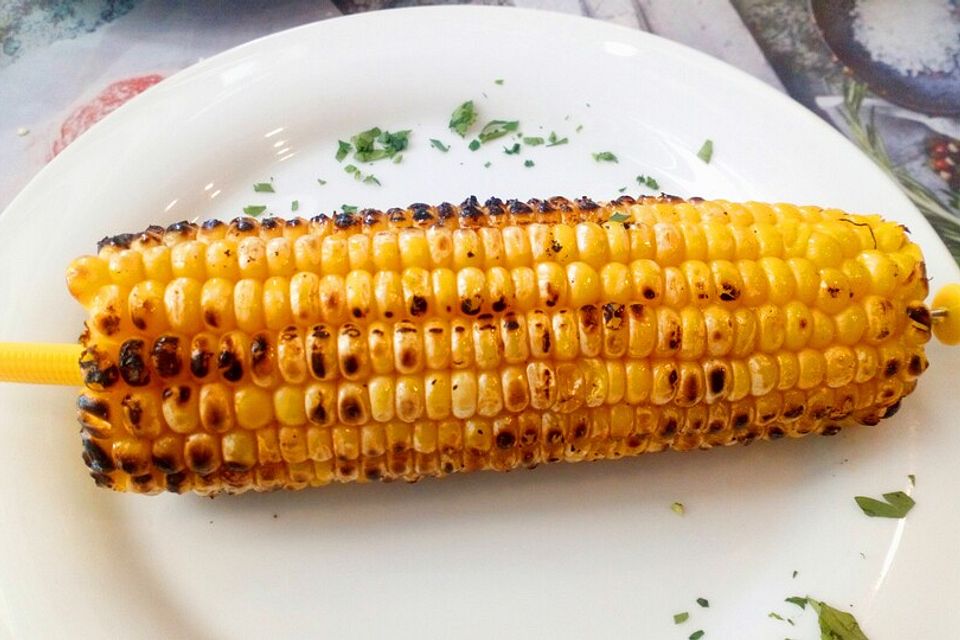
left=908, top=474, right=916, bottom=487
left=546, top=131, right=568, bottom=147
left=449, top=101, right=477, bottom=137
left=575, top=124, right=583, bottom=133
left=468, top=139, right=481, bottom=151
left=484, top=161, right=492, bottom=168
left=785, top=597, right=807, bottom=610
left=317, top=178, right=327, bottom=185
left=504, top=143, right=521, bottom=155
left=608, top=212, right=631, bottom=223
left=792, top=570, right=798, bottom=579
left=697, top=139, right=714, bottom=163
left=593, top=151, right=618, bottom=163
left=637, top=174, right=660, bottom=190
left=696, top=598, right=709, bottom=608
left=392, top=154, right=403, bottom=164
left=769, top=612, right=784, bottom=621
left=253, top=182, right=275, bottom=193
left=854, top=491, right=915, bottom=518
left=340, top=204, right=358, bottom=214
left=618, top=186, right=627, bottom=193
left=672, top=502, right=685, bottom=515
left=336, top=140, right=352, bottom=162
left=344, top=164, right=359, bottom=175
left=523, top=136, right=545, bottom=146
left=348, top=127, right=410, bottom=163
left=430, top=139, right=450, bottom=152
left=243, top=205, right=266, bottom=217
left=808, top=598, right=869, bottom=640
left=673, top=612, right=689, bottom=624
left=689, top=631, right=704, bottom=640
left=524, top=159, right=535, bottom=168
left=495, top=78, right=504, bottom=85
left=478, top=120, right=520, bottom=143
left=363, top=174, right=381, bottom=186
left=291, top=200, right=299, bottom=212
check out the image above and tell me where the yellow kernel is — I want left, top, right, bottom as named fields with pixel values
left=170, top=241, right=206, bottom=280
left=205, top=240, right=240, bottom=280
left=758, top=257, right=795, bottom=306
left=263, top=276, right=292, bottom=330
left=108, top=250, right=145, bottom=288
left=200, top=277, right=235, bottom=332
left=234, top=386, right=273, bottom=430
left=453, top=229, right=485, bottom=268
left=234, top=279, right=264, bottom=333
left=237, top=237, right=268, bottom=280
left=274, top=385, right=307, bottom=425
left=165, top=277, right=203, bottom=334
left=566, top=262, right=600, bottom=307
left=321, top=235, right=349, bottom=275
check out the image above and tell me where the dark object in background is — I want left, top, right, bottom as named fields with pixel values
left=811, top=0, right=960, bottom=116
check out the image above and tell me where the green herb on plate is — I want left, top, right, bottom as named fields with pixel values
left=672, top=502, right=685, bottom=516
left=523, top=136, right=544, bottom=146
left=504, top=143, right=521, bottom=155
left=291, top=200, right=299, bottom=212
left=637, top=174, right=660, bottom=190
left=243, top=205, right=266, bottom=217
left=253, top=182, right=274, bottom=193
left=854, top=491, right=915, bottom=518
left=673, top=612, right=689, bottom=624
left=546, top=131, right=568, bottom=147
left=908, top=474, right=916, bottom=487
left=478, top=120, right=520, bottom=143
left=808, top=598, right=868, bottom=640
left=593, top=151, right=618, bottom=163
left=363, top=174, right=381, bottom=186
left=430, top=139, right=450, bottom=152
left=524, top=159, right=535, bottom=167
left=469, top=139, right=481, bottom=151
left=495, top=78, right=504, bottom=85
left=317, top=178, right=327, bottom=185
left=697, top=139, right=714, bottom=163
left=341, top=204, right=358, bottom=215
left=608, top=212, right=630, bottom=223
left=484, top=161, right=492, bottom=168
left=450, top=101, right=477, bottom=137
left=689, top=631, right=704, bottom=640
left=336, top=140, right=352, bottom=162
left=696, top=598, right=709, bottom=608
left=769, top=612, right=784, bottom=621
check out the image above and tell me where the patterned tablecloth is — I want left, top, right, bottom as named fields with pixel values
left=3, top=0, right=959, bottom=258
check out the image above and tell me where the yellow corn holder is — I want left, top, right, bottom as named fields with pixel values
left=4, top=195, right=960, bottom=495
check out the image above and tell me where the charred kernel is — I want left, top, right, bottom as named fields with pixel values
left=81, top=437, right=114, bottom=473
left=118, top=339, right=151, bottom=386
left=151, top=336, right=183, bottom=378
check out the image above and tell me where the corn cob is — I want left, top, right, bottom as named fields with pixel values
left=66, top=194, right=939, bottom=495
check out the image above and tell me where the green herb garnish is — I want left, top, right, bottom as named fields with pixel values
left=575, top=124, right=583, bottom=133
left=344, top=164, right=359, bottom=175
left=430, top=139, right=450, bottom=152
left=317, top=178, right=327, bottom=185
left=696, top=598, right=709, bottom=608
left=291, top=200, right=299, bottom=211
left=854, top=491, right=915, bottom=518
left=785, top=597, right=807, bottom=610
left=769, top=612, right=784, bottom=621
left=347, top=127, right=410, bottom=162
left=243, top=205, right=266, bottom=217
left=524, top=159, right=534, bottom=168
left=673, top=612, right=689, bottom=624
left=792, top=571, right=799, bottom=579
left=618, top=186, right=627, bottom=193
left=449, top=101, right=477, bottom=137
left=697, top=139, right=714, bottom=163
left=393, top=154, right=403, bottom=164
left=478, top=120, right=520, bottom=143
left=608, top=212, right=630, bottom=223
left=336, top=140, right=352, bottom=162
left=363, top=174, right=381, bottom=186
left=672, top=502, right=685, bottom=515
left=593, top=151, right=618, bottom=163
left=468, top=139, right=481, bottom=151
left=908, top=474, right=916, bottom=487
left=504, top=143, right=521, bottom=155
left=495, top=78, right=504, bottom=85
left=484, top=161, right=492, bottom=168
left=340, top=204, right=358, bottom=214
left=253, top=182, right=274, bottom=193
left=689, top=631, right=704, bottom=640
left=808, top=598, right=868, bottom=640
left=546, top=131, right=568, bottom=146
left=523, top=136, right=544, bottom=146
left=637, top=174, right=660, bottom=190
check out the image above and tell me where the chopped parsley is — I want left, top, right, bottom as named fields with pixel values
left=689, top=631, right=704, bottom=640
left=697, top=139, right=714, bottom=163
left=291, top=200, right=299, bottom=211
left=504, top=143, right=521, bottom=155
left=546, top=131, right=568, bottom=146
left=344, top=164, right=359, bottom=175
left=808, top=598, right=868, bottom=640
left=495, top=78, right=504, bottom=85
left=484, top=161, right=492, bottom=168
left=524, top=159, right=535, bottom=167
left=336, top=140, right=352, bottom=162
left=696, top=598, right=709, bottom=608
left=340, top=204, right=358, bottom=214
left=253, top=182, right=275, bottom=193
left=768, top=612, right=784, bottom=621
left=637, top=174, right=660, bottom=190
left=618, top=186, right=627, bottom=193
left=593, top=151, right=618, bottom=163
left=671, top=502, right=685, bottom=515
left=792, top=570, right=798, bottom=579
left=468, top=139, right=481, bottom=151
left=523, top=136, right=545, bottom=146
left=478, top=120, right=520, bottom=143
left=430, top=139, right=450, bottom=152
left=350, top=127, right=409, bottom=162
left=363, top=174, right=381, bottom=186
left=317, top=178, right=327, bottom=185
left=575, top=124, right=583, bottom=133
left=908, top=474, right=916, bottom=487
left=785, top=597, right=807, bottom=610
left=608, top=212, right=630, bottom=223
left=392, top=154, right=403, bottom=164
left=854, top=491, right=915, bottom=518
left=673, top=612, right=689, bottom=624
left=449, top=101, right=477, bottom=137
left=243, top=205, right=266, bottom=217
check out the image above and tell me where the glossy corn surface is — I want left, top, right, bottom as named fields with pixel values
left=66, top=195, right=932, bottom=494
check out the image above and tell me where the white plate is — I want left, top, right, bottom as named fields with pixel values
left=1, top=7, right=957, bottom=638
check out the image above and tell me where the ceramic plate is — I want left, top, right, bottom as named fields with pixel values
left=1, top=7, right=957, bottom=638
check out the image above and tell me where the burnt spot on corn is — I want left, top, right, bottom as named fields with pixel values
left=708, top=367, right=726, bottom=394
left=733, top=413, right=750, bottom=429
left=668, top=326, right=682, bottom=350
left=541, top=330, right=551, bottom=354
left=884, top=360, right=900, bottom=377
left=438, top=202, right=458, bottom=224
left=668, top=369, right=679, bottom=388
left=341, top=397, right=364, bottom=422
left=883, top=400, right=902, bottom=419
left=185, top=444, right=215, bottom=474
left=544, top=283, right=560, bottom=307
left=201, top=219, right=224, bottom=231
left=906, top=304, right=931, bottom=331
left=575, top=197, right=600, bottom=211
left=783, top=404, right=805, bottom=419
left=251, top=335, right=269, bottom=369
left=230, top=217, right=257, bottom=233
left=118, top=339, right=150, bottom=386
left=364, top=467, right=383, bottom=481
left=682, top=375, right=701, bottom=403
left=580, top=305, right=601, bottom=330
left=334, top=212, right=357, bottom=229
left=151, top=336, right=182, bottom=378
left=546, top=428, right=563, bottom=443
left=507, top=199, right=532, bottom=216
left=660, top=419, right=678, bottom=437
left=550, top=239, right=563, bottom=255
left=77, top=394, right=109, bottom=420
left=768, top=427, right=786, bottom=440
left=827, top=286, right=841, bottom=298
left=120, top=394, right=142, bottom=426
left=361, top=209, right=383, bottom=227
left=203, top=309, right=221, bottom=328
left=90, top=472, right=114, bottom=489
left=572, top=419, right=589, bottom=440
left=719, top=283, right=740, bottom=301
left=96, top=233, right=135, bottom=252
left=190, top=345, right=213, bottom=379
left=309, top=400, right=327, bottom=424
left=164, top=472, right=188, bottom=493
left=549, top=196, right=576, bottom=211
left=410, top=295, right=428, bottom=316
left=387, top=208, right=407, bottom=225
left=485, top=197, right=505, bottom=216
left=492, top=297, right=507, bottom=312
left=820, top=425, right=842, bottom=436
left=602, top=303, right=625, bottom=328
left=461, top=297, right=482, bottom=315
left=399, top=348, right=418, bottom=370
left=79, top=347, right=119, bottom=390
left=908, top=355, right=925, bottom=376
left=260, top=217, right=280, bottom=231
left=342, top=355, right=360, bottom=376
left=82, top=438, right=114, bottom=473
left=217, top=345, right=243, bottom=382
left=152, top=451, right=180, bottom=474
left=97, top=312, right=121, bottom=337
left=707, top=421, right=725, bottom=433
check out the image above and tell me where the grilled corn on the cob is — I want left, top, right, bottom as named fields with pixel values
left=67, top=195, right=938, bottom=495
